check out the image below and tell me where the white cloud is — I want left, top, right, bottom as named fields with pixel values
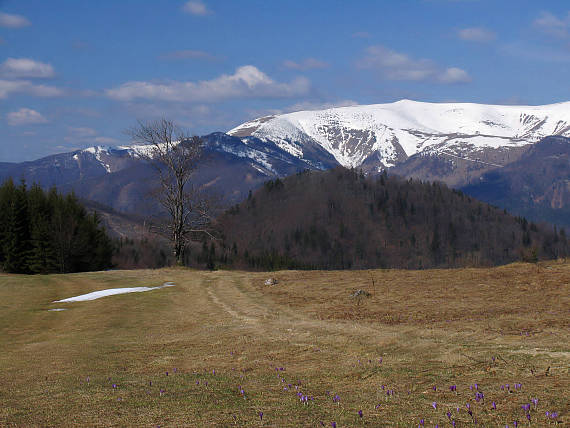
left=439, top=67, right=471, bottom=83
left=160, top=50, right=216, bottom=61
left=457, top=27, right=496, bottom=42
left=0, top=58, right=55, bottom=78
left=533, top=11, right=570, bottom=39
left=183, top=1, right=210, bottom=15
left=0, top=79, right=63, bottom=99
left=358, top=45, right=471, bottom=84
left=283, top=58, right=329, bottom=70
left=7, top=108, right=48, bottom=126
left=0, top=12, right=31, bottom=28
left=106, top=65, right=311, bottom=102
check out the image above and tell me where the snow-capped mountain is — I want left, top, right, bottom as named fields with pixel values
left=0, top=133, right=322, bottom=214
left=1, top=100, right=568, bottom=225
left=229, top=99, right=570, bottom=171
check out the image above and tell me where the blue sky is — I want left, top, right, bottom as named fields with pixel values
left=0, top=0, right=569, bottom=162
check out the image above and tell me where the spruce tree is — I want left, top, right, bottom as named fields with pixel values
left=3, top=181, right=31, bottom=273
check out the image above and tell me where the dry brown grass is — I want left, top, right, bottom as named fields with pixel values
left=0, top=261, right=568, bottom=426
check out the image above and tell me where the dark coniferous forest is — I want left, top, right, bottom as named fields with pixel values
left=0, top=179, right=113, bottom=274
left=215, top=168, right=568, bottom=270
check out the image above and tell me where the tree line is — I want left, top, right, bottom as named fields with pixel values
left=0, top=179, right=113, bottom=274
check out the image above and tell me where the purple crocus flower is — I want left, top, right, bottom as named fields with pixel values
left=331, top=422, right=336, bottom=428
left=447, top=411, right=452, bottom=419
left=492, top=401, right=496, bottom=410
left=433, top=386, right=437, bottom=391
left=419, top=419, right=424, bottom=426
left=112, top=383, right=117, bottom=389
left=358, top=409, right=363, bottom=418
left=259, top=411, right=263, bottom=421
left=432, top=402, right=437, bottom=410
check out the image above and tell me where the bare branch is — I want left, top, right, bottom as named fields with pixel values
left=127, top=118, right=212, bottom=265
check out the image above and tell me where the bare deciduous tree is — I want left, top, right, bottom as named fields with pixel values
left=127, top=118, right=212, bottom=265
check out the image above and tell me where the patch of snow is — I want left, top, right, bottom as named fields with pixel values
left=48, top=308, right=67, bottom=312
left=53, top=282, right=175, bottom=303
left=116, top=140, right=183, bottom=159
left=81, top=145, right=113, bottom=172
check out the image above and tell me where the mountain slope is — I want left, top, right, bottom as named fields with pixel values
left=461, top=136, right=570, bottom=228
left=229, top=99, right=570, bottom=175
left=216, top=168, right=567, bottom=270
left=0, top=133, right=324, bottom=214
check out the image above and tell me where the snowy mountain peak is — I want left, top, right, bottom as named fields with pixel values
left=228, top=100, right=570, bottom=170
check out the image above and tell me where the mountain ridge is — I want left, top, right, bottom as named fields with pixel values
left=229, top=99, right=570, bottom=173
left=0, top=100, right=568, bottom=229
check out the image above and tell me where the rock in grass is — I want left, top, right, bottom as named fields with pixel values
left=350, top=289, right=371, bottom=298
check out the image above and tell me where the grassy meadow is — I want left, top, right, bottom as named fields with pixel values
left=0, top=261, right=568, bottom=426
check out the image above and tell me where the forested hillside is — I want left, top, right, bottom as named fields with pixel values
left=215, top=168, right=567, bottom=270
left=0, top=179, right=113, bottom=274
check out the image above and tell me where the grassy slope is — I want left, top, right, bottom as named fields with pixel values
left=0, top=263, right=568, bottom=427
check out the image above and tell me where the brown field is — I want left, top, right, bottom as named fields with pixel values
left=0, top=261, right=568, bottom=427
